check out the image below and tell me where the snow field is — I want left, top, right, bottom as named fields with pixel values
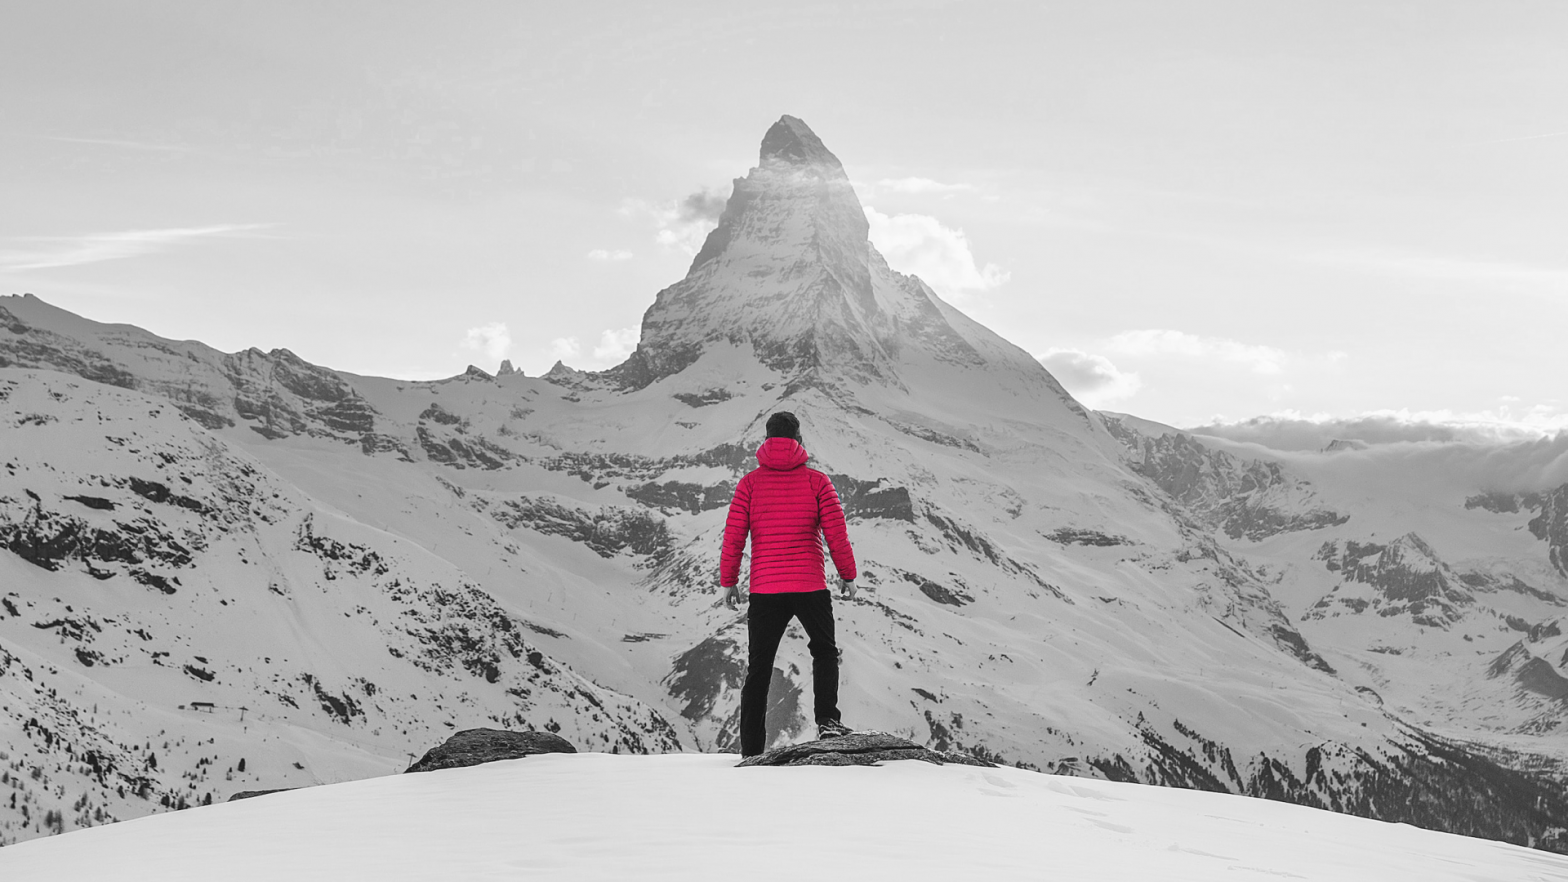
left=2, top=753, right=1563, bottom=882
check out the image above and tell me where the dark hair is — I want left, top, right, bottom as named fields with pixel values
left=765, top=411, right=801, bottom=440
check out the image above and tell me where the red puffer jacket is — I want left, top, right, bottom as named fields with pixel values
left=719, top=437, right=857, bottom=593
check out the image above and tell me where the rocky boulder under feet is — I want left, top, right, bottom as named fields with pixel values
left=736, top=732, right=995, bottom=768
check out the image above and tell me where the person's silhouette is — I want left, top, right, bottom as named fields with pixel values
left=719, top=411, right=858, bottom=756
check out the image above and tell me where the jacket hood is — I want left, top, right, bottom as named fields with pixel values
left=756, top=437, right=809, bottom=470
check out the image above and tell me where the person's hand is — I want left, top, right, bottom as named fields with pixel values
left=840, top=578, right=857, bottom=601
left=719, top=584, right=741, bottom=609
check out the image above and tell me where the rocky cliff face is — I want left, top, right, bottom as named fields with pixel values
left=1103, top=416, right=1348, bottom=541
left=1484, top=617, right=1568, bottom=735
left=0, top=299, right=394, bottom=450
left=1306, top=534, right=1475, bottom=628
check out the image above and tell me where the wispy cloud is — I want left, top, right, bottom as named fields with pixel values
left=1459, top=130, right=1568, bottom=147
left=1104, top=329, right=1306, bottom=375
left=42, top=135, right=196, bottom=153
left=587, top=249, right=633, bottom=262
left=1312, top=248, right=1568, bottom=293
left=620, top=188, right=728, bottom=257
left=873, top=177, right=975, bottom=196
left=0, top=224, right=274, bottom=271
left=863, top=206, right=1008, bottom=302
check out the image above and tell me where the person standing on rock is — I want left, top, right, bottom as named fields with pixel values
left=719, top=411, right=858, bottom=756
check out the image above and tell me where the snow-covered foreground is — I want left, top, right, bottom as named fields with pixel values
left=2, top=754, right=1562, bottom=882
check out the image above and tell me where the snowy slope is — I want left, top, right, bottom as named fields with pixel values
left=0, top=371, right=679, bottom=841
left=2, top=116, right=1567, bottom=851
left=3, top=753, right=1566, bottom=882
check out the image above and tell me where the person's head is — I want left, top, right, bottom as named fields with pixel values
left=765, top=411, right=801, bottom=442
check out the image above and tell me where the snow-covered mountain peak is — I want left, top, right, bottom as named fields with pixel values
left=597, top=117, right=1083, bottom=431
left=606, top=115, right=886, bottom=390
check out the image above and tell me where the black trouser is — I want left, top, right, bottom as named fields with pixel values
left=740, top=589, right=840, bottom=757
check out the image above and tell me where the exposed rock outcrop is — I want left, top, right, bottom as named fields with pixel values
left=1102, top=416, right=1348, bottom=541
left=405, top=728, right=576, bottom=773
left=227, top=788, right=295, bottom=802
left=736, top=732, right=995, bottom=768
left=1307, top=534, right=1474, bottom=628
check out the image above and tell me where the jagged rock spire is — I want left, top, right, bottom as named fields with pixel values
left=759, top=115, right=845, bottom=170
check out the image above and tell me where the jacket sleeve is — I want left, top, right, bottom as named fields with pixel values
left=817, top=474, right=858, bottom=581
left=719, top=475, right=752, bottom=587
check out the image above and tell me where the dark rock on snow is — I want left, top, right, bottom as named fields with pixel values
left=737, top=732, right=995, bottom=768
left=405, top=728, right=576, bottom=773
left=227, top=788, right=295, bottom=802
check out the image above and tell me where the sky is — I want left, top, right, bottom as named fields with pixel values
left=2, top=0, right=1565, bottom=436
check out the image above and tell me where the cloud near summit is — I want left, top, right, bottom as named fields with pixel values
left=1036, top=348, right=1142, bottom=408
left=679, top=190, right=727, bottom=224
left=620, top=188, right=728, bottom=258
left=863, top=207, right=1008, bottom=301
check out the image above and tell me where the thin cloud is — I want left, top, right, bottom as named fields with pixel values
left=874, top=177, right=975, bottom=196
left=863, top=206, right=1008, bottom=302
left=1105, top=329, right=1294, bottom=375
left=42, top=135, right=196, bottom=153
left=1086, top=214, right=1568, bottom=300
left=0, top=224, right=274, bottom=271
left=1459, top=130, right=1568, bottom=147
left=1314, top=248, right=1568, bottom=293
left=587, top=249, right=633, bottom=262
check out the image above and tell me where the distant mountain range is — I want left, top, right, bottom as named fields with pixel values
left=2, top=116, right=1565, bottom=851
